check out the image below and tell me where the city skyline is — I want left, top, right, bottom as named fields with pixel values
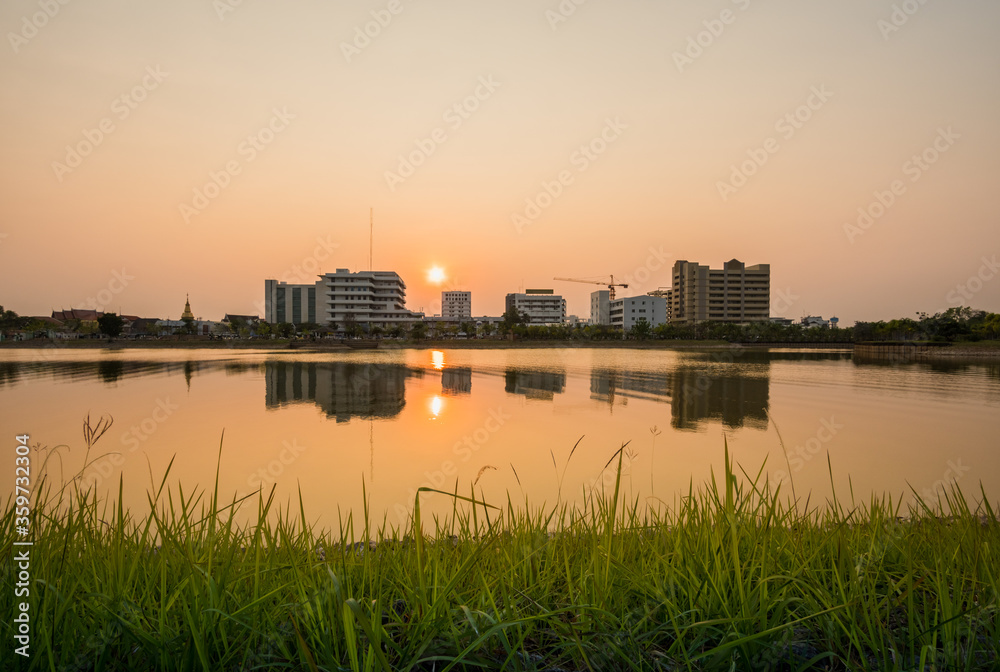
left=1, top=1, right=998, bottom=324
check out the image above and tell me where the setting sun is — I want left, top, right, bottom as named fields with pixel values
left=427, top=266, right=446, bottom=284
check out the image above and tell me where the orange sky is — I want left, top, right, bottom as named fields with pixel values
left=1, top=0, right=998, bottom=324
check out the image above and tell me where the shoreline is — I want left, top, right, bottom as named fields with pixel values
left=1, top=338, right=998, bottom=358
left=0, top=338, right=837, bottom=350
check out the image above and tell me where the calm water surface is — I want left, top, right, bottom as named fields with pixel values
left=2, top=347, right=998, bottom=526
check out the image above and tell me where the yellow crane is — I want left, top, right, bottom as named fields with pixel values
left=554, top=276, right=629, bottom=301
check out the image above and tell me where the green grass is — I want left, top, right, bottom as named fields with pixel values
left=3, top=440, right=998, bottom=671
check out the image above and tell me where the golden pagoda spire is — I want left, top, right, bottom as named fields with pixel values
left=181, top=294, right=195, bottom=321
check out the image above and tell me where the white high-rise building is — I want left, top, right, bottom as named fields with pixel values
left=590, top=290, right=610, bottom=325
left=318, top=269, right=423, bottom=328
left=442, top=291, right=471, bottom=319
left=609, top=295, right=668, bottom=330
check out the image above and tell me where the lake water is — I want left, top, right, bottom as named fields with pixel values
left=2, top=347, right=998, bottom=527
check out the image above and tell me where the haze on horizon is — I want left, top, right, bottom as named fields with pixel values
left=1, top=0, right=998, bottom=325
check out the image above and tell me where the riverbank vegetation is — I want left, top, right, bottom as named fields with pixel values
left=3, top=439, right=998, bottom=671
left=2, top=305, right=998, bottom=347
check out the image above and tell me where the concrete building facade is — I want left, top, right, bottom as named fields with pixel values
left=505, top=289, right=566, bottom=325
left=265, top=269, right=423, bottom=327
left=670, top=259, right=770, bottom=324
left=264, top=280, right=320, bottom=325
left=609, top=295, right=668, bottom=330
left=590, top=290, right=610, bottom=325
left=317, top=269, right=423, bottom=328
left=442, top=291, right=472, bottom=319
left=647, top=288, right=673, bottom=323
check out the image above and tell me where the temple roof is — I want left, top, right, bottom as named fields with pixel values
left=181, top=294, right=195, bottom=321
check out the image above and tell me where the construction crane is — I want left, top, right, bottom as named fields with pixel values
left=554, top=276, right=629, bottom=301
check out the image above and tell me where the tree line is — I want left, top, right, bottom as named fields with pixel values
left=3, top=305, right=997, bottom=343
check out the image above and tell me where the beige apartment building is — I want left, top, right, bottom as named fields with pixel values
left=670, top=259, right=770, bottom=324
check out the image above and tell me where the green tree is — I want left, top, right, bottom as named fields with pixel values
left=343, top=314, right=363, bottom=338
left=97, top=313, right=125, bottom=338
left=976, top=313, right=1000, bottom=340
left=629, top=318, right=652, bottom=340
left=500, top=309, right=527, bottom=335
left=409, top=322, right=428, bottom=340
left=228, top=316, right=247, bottom=335
left=0, top=306, right=31, bottom=333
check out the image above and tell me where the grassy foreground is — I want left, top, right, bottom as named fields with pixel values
left=3, top=446, right=999, bottom=672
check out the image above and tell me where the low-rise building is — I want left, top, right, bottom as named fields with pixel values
left=51, top=308, right=102, bottom=331
left=505, top=289, right=566, bottom=325
left=610, top=295, right=668, bottom=330
left=801, top=316, right=834, bottom=328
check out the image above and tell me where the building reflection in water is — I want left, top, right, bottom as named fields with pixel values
left=265, top=361, right=420, bottom=423
left=0, top=359, right=223, bottom=388
left=441, top=367, right=472, bottom=395
left=590, top=362, right=770, bottom=431
left=666, top=367, right=769, bottom=430
left=590, top=369, right=669, bottom=406
left=504, top=368, right=566, bottom=400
